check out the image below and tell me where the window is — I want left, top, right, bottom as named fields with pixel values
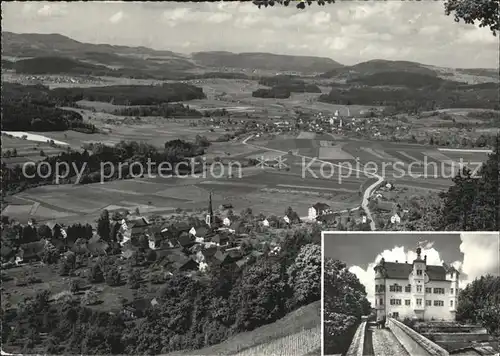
left=434, top=300, right=444, bottom=307
left=416, top=298, right=422, bottom=306
left=390, top=299, right=402, bottom=305
left=405, top=285, right=411, bottom=293
left=405, top=299, right=411, bottom=306
left=417, top=285, right=422, bottom=292
left=379, top=298, right=383, bottom=306
left=450, top=300, right=453, bottom=307
left=426, top=300, right=432, bottom=306
left=390, top=284, right=402, bottom=292
left=434, top=288, right=445, bottom=294
left=417, top=269, right=423, bottom=276
left=375, top=299, right=377, bottom=306
left=425, top=287, right=432, bottom=293
left=450, top=288, right=454, bottom=295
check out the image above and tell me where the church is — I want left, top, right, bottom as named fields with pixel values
left=374, top=247, right=460, bottom=321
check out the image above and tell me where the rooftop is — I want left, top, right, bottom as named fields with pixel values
left=374, top=261, right=452, bottom=281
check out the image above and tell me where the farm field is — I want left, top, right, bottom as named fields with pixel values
left=1, top=134, right=68, bottom=166
left=4, top=164, right=368, bottom=224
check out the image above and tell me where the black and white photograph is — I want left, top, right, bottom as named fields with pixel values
left=322, top=232, right=500, bottom=356
left=1, top=0, right=499, bottom=355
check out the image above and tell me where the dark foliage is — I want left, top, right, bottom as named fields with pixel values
left=259, top=75, right=322, bottom=93
left=50, top=83, right=206, bottom=106
left=323, top=258, right=371, bottom=355
left=113, top=103, right=202, bottom=117
left=252, top=87, right=291, bottom=99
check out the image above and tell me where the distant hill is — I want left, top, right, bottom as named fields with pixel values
left=1, top=31, right=183, bottom=58
left=346, top=71, right=456, bottom=89
left=320, top=59, right=438, bottom=79
left=11, top=56, right=109, bottom=75
left=320, top=59, right=499, bottom=84
left=1, top=31, right=197, bottom=78
left=192, top=51, right=344, bottom=73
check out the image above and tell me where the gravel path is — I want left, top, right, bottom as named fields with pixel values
left=372, top=327, right=410, bottom=356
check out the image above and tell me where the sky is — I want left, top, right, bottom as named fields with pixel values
left=1, top=1, right=499, bottom=68
left=323, top=232, right=500, bottom=305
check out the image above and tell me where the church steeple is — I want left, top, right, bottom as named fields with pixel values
left=206, top=191, right=214, bottom=226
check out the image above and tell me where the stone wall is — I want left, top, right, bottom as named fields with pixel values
left=388, top=318, right=449, bottom=356
left=346, top=321, right=366, bottom=356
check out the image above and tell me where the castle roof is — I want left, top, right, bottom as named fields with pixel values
left=375, top=261, right=449, bottom=281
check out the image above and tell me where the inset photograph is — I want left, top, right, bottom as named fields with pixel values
left=322, top=232, right=500, bottom=356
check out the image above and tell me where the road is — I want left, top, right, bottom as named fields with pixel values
left=242, top=135, right=383, bottom=230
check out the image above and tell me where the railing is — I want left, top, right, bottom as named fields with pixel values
left=345, top=321, right=366, bottom=356
left=387, top=318, right=449, bottom=356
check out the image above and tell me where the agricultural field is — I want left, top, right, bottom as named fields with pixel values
left=3, top=162, right=368, bottom=224
left=1, top=134, right=68, bottom=166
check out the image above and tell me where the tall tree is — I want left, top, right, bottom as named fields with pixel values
left=96, top=210, right=110, bottom=241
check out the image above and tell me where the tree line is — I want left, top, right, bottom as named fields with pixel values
left=1, top=138, right=209, bottom=195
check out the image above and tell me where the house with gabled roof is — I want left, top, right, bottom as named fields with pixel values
left=167, top=250, right=199, bottom=272
left=308, top=202, right=332, bottom=220
left=211, top=234, right=229, bottom=247
left=17, top=240, right=47, bottom=264
left=374, top=247, right=460, bottom=321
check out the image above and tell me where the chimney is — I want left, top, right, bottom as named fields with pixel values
left=395, top=260, right=398, bottom=263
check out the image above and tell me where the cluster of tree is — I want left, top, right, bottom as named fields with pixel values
left=0, top=218, right=95, bottom=263
left=456, top=275, right=500, bottom=336
left=2, top=83, right=94, bottom=132
left=50, top=83, right=206, bottom=106
left=113, top=103, right=203, bottom=117
left=9, top=56, right=112, bottom=76
left=252, top=87, right=291, bottom=99
left=323, top=258, right=371, bottom=355
left=346, top=71, right=453, bottom=90
left=259, top=75, right=322, bottom=93
left=1, top=226, right=322, bottom=355
left=426, top=133, right=498, bottom=149
left=319, top=85, right=499, bottom=113
left=1, top=139, right=208, bottom=195
left=6, top=55, right=194, bottom=80
left=182, top=72, right=252, bottom=80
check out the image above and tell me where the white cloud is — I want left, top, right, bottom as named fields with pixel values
left=36, top=4, right=67, bottom=17
left=312, top=11, right=331, bottom=27
left=419, top=25, right=441, bottom=36
left=163, top=8, right=191, bottom=23
left=459, top=232, right=499, bottom=284
left=459, top=26, right=499, bottom=44
left=323, top=37, right=349, bottom=51
left=109, top=11, right=124, bottom=24
left=206, top=12, right=233, bottom=24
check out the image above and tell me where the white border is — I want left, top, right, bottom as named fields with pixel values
left=320, top=230, right=500, bottom=356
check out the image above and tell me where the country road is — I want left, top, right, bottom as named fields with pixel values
left=242, top=135, right=383, bottom=230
